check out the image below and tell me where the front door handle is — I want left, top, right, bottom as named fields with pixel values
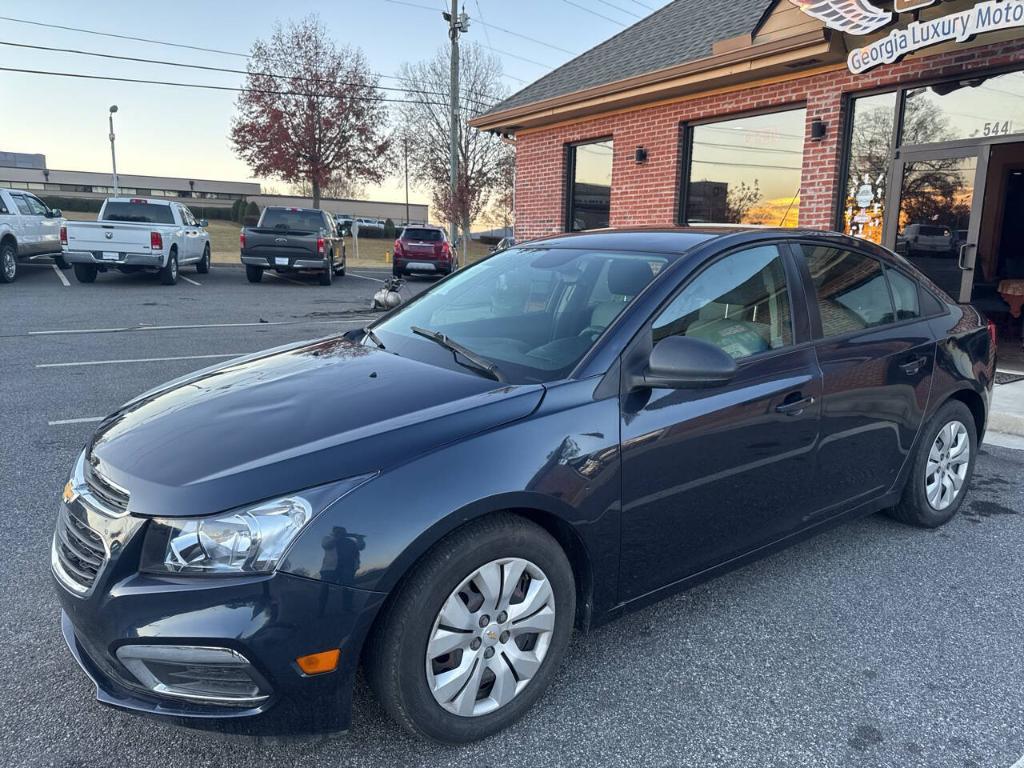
left=899, top=356, right=928, bottom=376
left=776, top=395, right=815, bottom=416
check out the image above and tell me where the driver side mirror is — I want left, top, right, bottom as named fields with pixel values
left=48, top=208, right=62, bottom=218
left=198, top=219, right=208, bottom=228
left=629, top=335, right=737, bottom=390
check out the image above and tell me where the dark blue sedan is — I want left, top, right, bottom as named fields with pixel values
left=53, top=228, right=996, bottom=743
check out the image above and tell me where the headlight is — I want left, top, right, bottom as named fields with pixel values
left=140, top=474, right=374, bottom=576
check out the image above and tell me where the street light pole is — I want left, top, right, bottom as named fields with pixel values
left=404, top=133, right=410, bottom=226
left=444, top=1, right=469, bottom=266
left=108, top=105, right=120, bottom=196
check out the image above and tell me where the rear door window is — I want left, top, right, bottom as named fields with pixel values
left=11, top=194, right=32, bottom=215
left=801, top=245, right=895, bottom=336
left=886, top=268, right=921, bottom=321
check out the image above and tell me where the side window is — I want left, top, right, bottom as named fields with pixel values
left=11, top=194, right=32, bottom=215
left=0, top=195, right=8, bottom=215
left=652, top=245, right=793, bottom=360
left=886, top=268, right=921, bottom=321
left=26, top=195, right=49, bottom=215
left=802, top=245, right=895, bottom=336
left=182, top=207, right=196, bottom=226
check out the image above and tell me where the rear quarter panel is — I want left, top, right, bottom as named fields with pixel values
left=928, top=303, right=994, bottom=436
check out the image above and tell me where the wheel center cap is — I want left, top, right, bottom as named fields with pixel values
left=482, top=623, right=501, bottom=646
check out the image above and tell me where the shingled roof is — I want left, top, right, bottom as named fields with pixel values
left=481, top=0, right=777, bottom=116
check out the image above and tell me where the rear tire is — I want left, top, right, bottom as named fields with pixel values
left=319, top=259, right=333, bottom=286
left=365, top=514, right=575, bottom=744
left=0, top=242, right=16, bottom=283
left=160, top=251, right=178, bottom=285
left=72, top=263, right=97, bottom=283
left=196, top=245, right=210, bottom=274
left=888, top=400, right=976, bottom=528
left=245, top=265, right=263, bottom=283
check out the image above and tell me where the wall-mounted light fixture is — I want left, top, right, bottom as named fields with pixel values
left=635, top=147, right=648, bottom=164
left=811, top=119, right=828, bottom=141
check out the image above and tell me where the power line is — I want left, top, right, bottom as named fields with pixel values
left=624, top=0, right=656, bottom=9
left=0, top=66, right=494, bottom=112
left=0, top=14, right=502, bottom=103
left=0, top=39, right=498, bottom=111
left=383, top=0, right=578, bottom=56
left=479, top=44, right=554, bottom=69
left=593, top=0, right=644, bottom=18
left=559, top=0, right=626, bottom=25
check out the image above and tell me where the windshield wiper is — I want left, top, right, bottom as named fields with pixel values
left=363, top=328, right=386, bottom=350
left=410, top=326, right=505, bottom=383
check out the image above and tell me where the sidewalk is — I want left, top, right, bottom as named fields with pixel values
left=987, top=377, right=1024, bottom=448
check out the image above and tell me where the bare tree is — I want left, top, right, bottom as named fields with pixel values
left=230, top=14, right=391, bottom=208
left=396, top=43, right=512, bottom=246
left=291, top=176, right=365, bottom=201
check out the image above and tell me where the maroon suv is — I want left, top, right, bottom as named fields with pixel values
left=393, top=226, right=456, bottom=277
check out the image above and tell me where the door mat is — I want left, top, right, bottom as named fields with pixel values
left=995, top=371, right=1024, bottom=385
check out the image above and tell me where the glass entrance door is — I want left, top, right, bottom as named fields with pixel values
left=884, top=146, right=989, bottom=302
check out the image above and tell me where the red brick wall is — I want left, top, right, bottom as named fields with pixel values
left=513, top=40, right=1024, bottom=241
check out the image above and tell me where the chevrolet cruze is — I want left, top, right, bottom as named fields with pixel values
left=53, top=229, right=995, bottom=743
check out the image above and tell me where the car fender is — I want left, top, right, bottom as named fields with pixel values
left=279, top=377, right=623, bottom=616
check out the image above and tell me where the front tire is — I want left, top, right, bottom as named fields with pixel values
left=54, top=254, right=71, bottom=270
left=196, top=245, right=210, bottom=274
left=889, top=400, right=976, bottom=528
left=0, top=242, right=16, bottom=283
left=73, top=263, right=97, bottom=283
left=160, top=251, right=178, bottom=285
left=365, top=514, right=575, bottom=744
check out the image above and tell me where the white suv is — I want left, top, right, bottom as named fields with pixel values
left=0, top=188, right=65, bottom=283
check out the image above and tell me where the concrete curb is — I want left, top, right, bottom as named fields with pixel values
left=989, top=411, right=1024, bottom=438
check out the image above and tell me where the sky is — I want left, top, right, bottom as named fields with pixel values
left=0, top=0, right=671, bottom=206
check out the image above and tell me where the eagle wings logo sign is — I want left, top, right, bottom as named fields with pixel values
left=788, top=0, right=893, bottom=35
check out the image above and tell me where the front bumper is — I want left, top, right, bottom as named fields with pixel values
left=56, top=559, right=386, bottom=732
left=63, top=249, right=164, bottom=268
left=241, top=255, right=329, bottom=271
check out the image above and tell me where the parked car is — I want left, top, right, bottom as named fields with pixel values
left=240, top=206, right=345, bottom=286
left=354, top=217, right=385, bottom=237
left=53, top=229, right=994, bottom=744
left=393, top=225, right=456, bottom=276
left=62, top=198, right=210, bottom=285
left=334, top=214, right=354, bottom=236
left=897, top=223, right=955, bottom=257
left=0, top=188, right=66, bottom=283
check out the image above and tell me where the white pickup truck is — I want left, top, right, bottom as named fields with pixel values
left=0, top=188, right=66, bottom=283
left=62, top=197, right=211, bottom=285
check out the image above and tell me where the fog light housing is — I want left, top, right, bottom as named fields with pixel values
left=115, top=645, right=271, bottom=706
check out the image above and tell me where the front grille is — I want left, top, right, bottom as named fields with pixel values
left=85, top=462, right=130, bottom=514
left=54, top=507, right=107, bottom=593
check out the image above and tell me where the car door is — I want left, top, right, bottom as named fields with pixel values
left=618, top=243, right=822, bottom=601
left=793, top=243, right=935, bottom=514
left=26, top=194, right=60, bottom=255
left=9, top=193, right=40, bottom=254
left=179, top=206, right=199, bottom=262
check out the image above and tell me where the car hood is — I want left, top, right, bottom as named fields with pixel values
left=86, top=336, right=544, bottom=518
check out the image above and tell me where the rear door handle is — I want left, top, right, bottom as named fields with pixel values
left=899, top=356, right=928, bottom=376
left=776, top=395, right=815, bottom=416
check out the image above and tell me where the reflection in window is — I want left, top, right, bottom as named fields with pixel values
left=683, top=108, right=806, bottom=227
left=842, top=92, right=898, bottom=244
left=567, top=140, right=612, bottom=231
left=904, top=71, right=1024, bottom=145
left=652, top=245, right=793, bottom=360
left=802, top=246, right=894, bottom=337
left=887, top=268, right=921, bottom=321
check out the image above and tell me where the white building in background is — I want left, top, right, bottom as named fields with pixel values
left=0, top=152, right=428, bottom=223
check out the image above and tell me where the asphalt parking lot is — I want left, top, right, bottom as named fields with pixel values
left=2, top=262, right=1024, bottom=768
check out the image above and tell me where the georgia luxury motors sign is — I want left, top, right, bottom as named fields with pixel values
left=790, top=0, right=1024, bottom=73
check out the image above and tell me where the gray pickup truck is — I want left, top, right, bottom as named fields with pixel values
left=240, top=207, right=345, bottom=286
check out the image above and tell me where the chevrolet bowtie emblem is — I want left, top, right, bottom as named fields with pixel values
left=789, top=0, right=940, bottom=36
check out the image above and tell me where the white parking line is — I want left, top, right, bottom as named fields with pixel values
left=51, top=264, right=71, bottom=287
left=180, top=275, right=201, bottom=286
left=1008, top=752, right=1024, bottom=768
left=48, top=417, right=104, bottom=426
left=37, top=353, right=246, bottom=369
left=347, top=272, right=385, bottom=283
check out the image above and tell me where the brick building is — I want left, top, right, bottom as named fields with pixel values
left=471, top=0, right=1024, bottom=341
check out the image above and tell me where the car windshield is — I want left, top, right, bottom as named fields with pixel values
left=403, top=228, right=444, bottom=242
left=260, top=209, right=324, bottom=231
left=372, top=247, right=669, bottom=383
left=918, top=225, right=949, bottom=237
left=101, top=202, right=175, bottom=224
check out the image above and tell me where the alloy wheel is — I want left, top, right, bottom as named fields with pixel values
left=2, top=249, right=15, bottom=281
left=926, top=420, right=970, bottom=511
left=425, top=557, right=556, bottom=718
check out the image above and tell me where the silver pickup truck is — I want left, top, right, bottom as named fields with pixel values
left=0, top=188, right=66, bottom=283
left=62, top=198, right=210, bottom=286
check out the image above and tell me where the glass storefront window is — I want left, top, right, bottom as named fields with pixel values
left=904, top=71, right=1024, bottom=145
left=567, top=139, right=613, bottom=231
left=842, top=92, right=898, bottom=244
left=683, top=108, right=806, bottom=227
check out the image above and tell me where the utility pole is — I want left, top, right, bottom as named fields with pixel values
left=108, top=105, right=120, bottom=196
left=404, top=133, right=410, bottom=226
left=444, top=1, right=469, bottom=265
